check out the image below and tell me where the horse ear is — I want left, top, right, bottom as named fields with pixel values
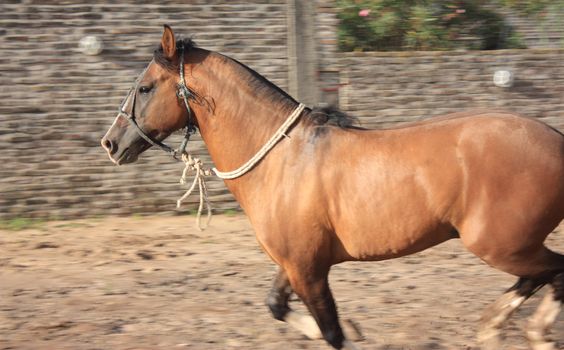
left=161, top=24, right=176, bottom=60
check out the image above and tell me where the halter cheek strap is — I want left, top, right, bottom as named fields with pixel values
left=118, top=89, right=180, bottom=156
left=115, top=42, right=306, bottom=230
left=117, top=44, right=195, bottom=160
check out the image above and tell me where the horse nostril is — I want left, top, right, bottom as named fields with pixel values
left=101, top=137, right=115, bottom=154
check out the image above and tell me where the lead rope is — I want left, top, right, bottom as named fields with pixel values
left=177, top=153, right=213, bottom=231
left=174, top=43, right=213, bottom=231
left=173, top=43, right=306, bottom=228
left=175, top=103, right=305, bottom=230
left=176, top=103, right=305, bottom=229
left=212, top=103, right=306, bottom=179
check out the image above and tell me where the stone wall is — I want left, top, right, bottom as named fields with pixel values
left=0, top=0, right=290, bottom=219
left=501, top=6, right=564, bottom=49
left=339, top=49, right=564, bottom=131
left=1, top=1, right=563, bottom=220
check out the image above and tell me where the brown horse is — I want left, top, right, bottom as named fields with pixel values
left=101, top=25, right=564, bottom=350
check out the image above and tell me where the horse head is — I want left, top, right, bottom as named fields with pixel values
left=101, top=25, right=196, bottom=165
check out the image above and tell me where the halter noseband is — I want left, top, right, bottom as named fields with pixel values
left=117, top=43, right=196, bottom=160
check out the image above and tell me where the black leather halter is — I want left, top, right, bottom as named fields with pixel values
left=117, top=43, right=196, bottom=160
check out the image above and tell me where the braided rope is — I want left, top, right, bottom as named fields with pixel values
left=212, top=103, right=306, bottom=180
left=175, top=103, right=306, bottom=229
left=174, top=46, right=305, bottom=226
left=177, top=154, right=213, bottom=231
left=174, top=44, right=213, bottom=231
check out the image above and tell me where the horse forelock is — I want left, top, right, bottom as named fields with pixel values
left=153, top=38, right=197, bottom=72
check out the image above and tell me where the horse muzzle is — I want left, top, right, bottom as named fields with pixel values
left=101, top=128, right=149, bottom=165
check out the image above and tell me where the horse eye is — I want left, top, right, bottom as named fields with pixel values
left=139, top=86, right=152, bottom=94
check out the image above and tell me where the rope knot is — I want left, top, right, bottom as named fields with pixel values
left=177, top=153, right=212, bottom=230
left=177, top=85, right=190, bottom=99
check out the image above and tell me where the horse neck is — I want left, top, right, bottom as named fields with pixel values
left=189, top=51, right=300, bottom=180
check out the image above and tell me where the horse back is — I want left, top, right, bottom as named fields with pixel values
left=310, top=111, right=564, bottom=262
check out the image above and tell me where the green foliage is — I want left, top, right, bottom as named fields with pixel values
left=0, top=218, right=45, bottom=231
left=337, top=0, right=524, bottom=51
left=223, top=209, right=240, bottom=217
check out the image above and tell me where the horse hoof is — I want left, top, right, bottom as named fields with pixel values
left=529, top=342, right=556, bottom=350
left=527, top=328, right=555, bottom=350
left=343, top=319, right=364, bottom=341
left=283, top=311, right=323, bottom=340
left=477, top=328, right=501, bottom=350
left=342, top=339, right=362, bottom=350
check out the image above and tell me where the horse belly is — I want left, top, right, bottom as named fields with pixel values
left=330, top=175, right=457, bottom=261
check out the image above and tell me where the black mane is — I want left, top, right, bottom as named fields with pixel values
left=154, top=39, right=358, bottom=130
left=227, top=55, right=298, bottom=107
left=154, top=38, right=296, bottom=108
left=307, top=106, right=360, bottom=129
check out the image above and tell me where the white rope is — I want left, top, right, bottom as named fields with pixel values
left=212, top=103, right=306, bottom=179
left=176, top=153, right=212, bottom=231
left=176, top=103, right=306, bottom=229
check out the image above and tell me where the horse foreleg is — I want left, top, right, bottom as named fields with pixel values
left=284, top=267, right=361, bottom=350
left=527, top=272, right=563, bottom=350
left=266, top=267, right=363, bottom=344
left=266, top=267, right=323, bottom=339
left=478, top=277, right=544, bottom=350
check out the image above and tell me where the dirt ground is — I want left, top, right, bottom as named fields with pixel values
left=0, top=214, right=562, bottom=350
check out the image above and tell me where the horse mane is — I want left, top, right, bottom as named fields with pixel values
left=154, top=38, right=298, bottom=110
left=226, top=56, right=298, bottom=108
left=154, top=39, right=358, bottom=130
left=307, top=106, right=360, bottom=129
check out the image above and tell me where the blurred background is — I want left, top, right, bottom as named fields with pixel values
left=1, top=2, right=564, bottom=349
left=1, top=0, right=563, bottom=223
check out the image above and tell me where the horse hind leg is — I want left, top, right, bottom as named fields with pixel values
left=472, top=242, right=564, bottom=349
left=527, top=271, right=564, bottom=350
left=266, top=267, right=363, bottom=344
left=478, top=277, right=545, bottom=350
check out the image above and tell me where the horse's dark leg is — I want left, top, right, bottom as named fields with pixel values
left=266, top=268, right=323, bottom=339
left=479, top=277, right=545, bottom=350
left=527, top=271, right=564, bottom=350
left=286, top=269, right=359, bottom=350
left=266, top=268, right=362, bottom=343
left=266, top=267, right=291, bottom=321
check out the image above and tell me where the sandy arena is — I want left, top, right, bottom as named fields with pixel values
left=0, top=215, right=562, bottom=349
